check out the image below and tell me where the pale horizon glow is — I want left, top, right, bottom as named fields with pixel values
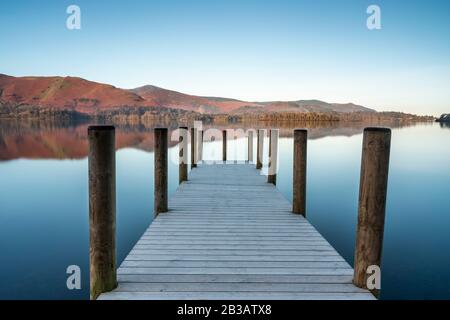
left=1, top=0, right=450, bottom=116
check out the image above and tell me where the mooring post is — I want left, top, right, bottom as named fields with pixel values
left=88, top=125, right=117, bottom=300
left=293, top=129, right=307, bottom=216
left=154, top=128, right=168, bottom=216
left=191, top=127, right=197, bottom=169
left=248, top=131, right=253, bottom=163
left=268, top=129, right=272, bottom=160
left=353, top=127, right=391, bottom=298
left=256, top=129, right=264, bottom=169
left=222, top=129, right=227, bottom=162
left=268, top=129, right=279, bottom=185
left=179, top=126, right=188, bottom=183
left=198, top=130, right=203, bottom=163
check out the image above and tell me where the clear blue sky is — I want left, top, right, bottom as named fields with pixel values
left=1, top=0, right=449, bottom=115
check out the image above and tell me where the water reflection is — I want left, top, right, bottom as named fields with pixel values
left=0, top=119, right=426, bottom=161
left=439, top=121, right=450, bottom=129
left=0, top=119, right=448, bottom=300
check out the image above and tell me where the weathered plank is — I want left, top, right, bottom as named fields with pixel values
left=100, top=292, right=375, bottom=300
left=99, top=163, right=374, bottom=300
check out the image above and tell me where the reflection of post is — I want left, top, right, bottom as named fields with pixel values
left=293, top=129, right=307, bottom=216
left=154, top=128, right=168, bottom=216
left=268, top=129, right=278, bottom=185
left=256, top=129, right=264, bottom=169
left=88, top=125, right=117, bottom=300
left=248, top=131, right=253, bottom=163
left=191, top=127, right=197, bottom=169
left=222, top=130, right=227, bottom=162
left=233, top=131, right=237, bottom=164
left=353, top=127, right=391, bottom=298
left=179, top=126, right=188, bottom=183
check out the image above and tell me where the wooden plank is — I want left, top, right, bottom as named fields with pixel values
left=138, top=236, right=326, bottom=240
left=129, top=249, right=341, bottom=256
left=132, top=244, right=334, bottom=250
left=124, top=255, right=346, bottom=262
left=117, top=267, right=354, bottom=275
left=113, top=282, right=368, bottom=293
left=116, top=274, right=354, bottom=283
left=99, top=292, right=375, bottom=300
left=141, top=232, right=323, bottom=237
left=120, top=260, right=350, bottom=268
left=137, top=239, right=330, bottom=243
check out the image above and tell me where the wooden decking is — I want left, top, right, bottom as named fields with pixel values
left=99, top=163, right=374, bottom=300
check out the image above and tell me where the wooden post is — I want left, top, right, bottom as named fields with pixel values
left=268, top=129, right=278, bottom=185
left=179, top=126, right=188, bottom=183
left=248, top=131, right=253, bottom=163
left=222, top=130, right=227, bottom=162
left=198, top=130, right=203, bottom=162
left=256, top=129, right=264, bottom=169
left=191, top=127, right=197, bottom=169
left=353, top=127, right=391, bottom=297
left=293, top=129, right=307, bottom=216
left=88, top=125, right=117, bottom=300
left=154, top=128, right=168, bottom=216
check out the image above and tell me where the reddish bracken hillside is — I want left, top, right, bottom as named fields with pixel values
left=0, top=74, right=147, bottom=114
left=0, top=74, right=375, bottom=115
left=130, top=85, right=263, bottom=113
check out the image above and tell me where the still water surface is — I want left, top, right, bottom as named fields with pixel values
left=0, top=120, right=449, bottom=299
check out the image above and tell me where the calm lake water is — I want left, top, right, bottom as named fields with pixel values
left=0, top=120, right=449, bottom=300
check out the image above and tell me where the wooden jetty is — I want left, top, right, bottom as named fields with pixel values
left=88, top=126, right=391, bottom=300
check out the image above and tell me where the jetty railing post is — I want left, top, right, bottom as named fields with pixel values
left=353, top=127, right=391, bottom=297
left=268, top=129, right=272, bottom=161
left=179, top=126, right=188, bottom=183
left=256, top=129, right=264, bottom=169
left=268, top=129, right=279, bottom=185
left=198, top=130, right=203, bottom=163
left=222, top=129, right=227, bottom=162
left=293, top=129, right=307, bottom=216
left=248, top=131, right=253, bottom=163
left=191, top=127, right=197, bottom=169
left=88, top=125, right=117, bottom=300
left=154, top=128, right=168, bottom=216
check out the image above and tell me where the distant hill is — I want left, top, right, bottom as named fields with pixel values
left=0, top=74, right=376, bottom=117
left=131, top=85, right=375, bottom=114
left=0, top=74, right=144, bottom=114
left=130, top=85, right=264, bottom=113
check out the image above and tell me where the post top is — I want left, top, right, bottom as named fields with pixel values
left=364, top=127, right=391, bottom=133
left=294, top=129, right=308, bottom=132
left=154, top=127, right=168, bottom=131
left=179, top=126, right=188, bottom=129
left=88, top=125, right=115, bottom=131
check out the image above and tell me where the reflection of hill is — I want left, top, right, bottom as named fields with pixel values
left=0, top=119, right=421, bottom=160
left=203, top=120, right=417, bottom=140
left=0, top=120, right=180, bottom=160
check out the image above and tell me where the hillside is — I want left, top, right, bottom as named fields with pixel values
left=0, top=74, right=376, bottom=117
left=0, top=74, right=145, bottom=114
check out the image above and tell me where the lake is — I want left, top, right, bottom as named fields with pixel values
left=0, top=119, right=449, bottom=300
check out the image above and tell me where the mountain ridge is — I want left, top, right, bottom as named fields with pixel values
left=0, top=74, right=376, bottom=115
